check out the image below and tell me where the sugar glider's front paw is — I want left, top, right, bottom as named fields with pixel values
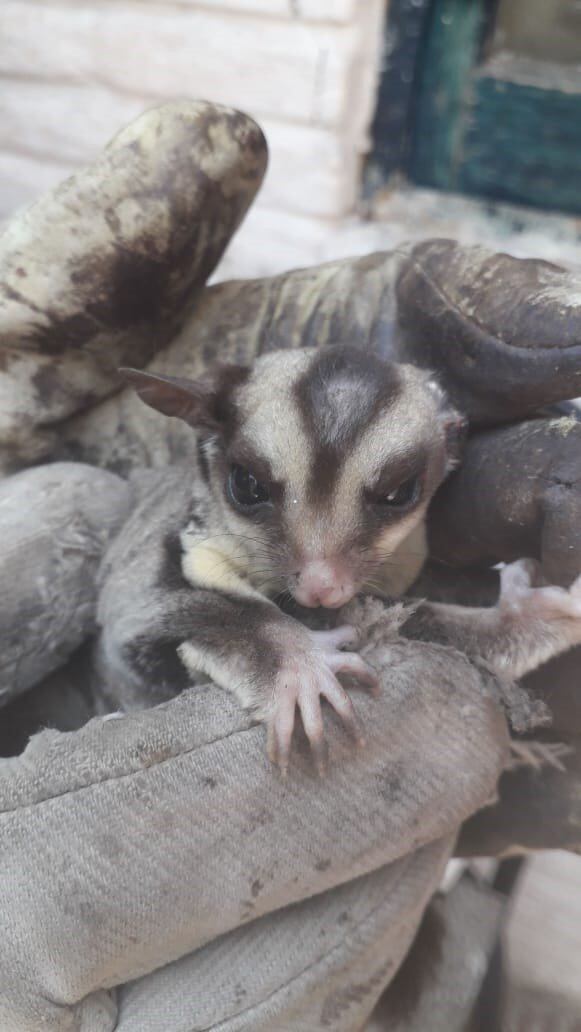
left=259, top=626, right=379, bottom=777
left=500, top=559, right=581, bottom=624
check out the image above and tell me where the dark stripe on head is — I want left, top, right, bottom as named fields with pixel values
left=294, top=346, right=402, bottom=502
left=210, top=363, right=250, bottom=441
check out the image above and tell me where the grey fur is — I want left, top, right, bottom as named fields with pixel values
left=0, top=463, right=132, bottom=705
left=101, top=350, right=457, bottom=752
left=401, top=559, right=581, bottom=681
left=100, top=349, right=581, bottom=771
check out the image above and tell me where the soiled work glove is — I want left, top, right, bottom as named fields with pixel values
left=0, top=100, right=266, bottom=472
left=0, top=100, right=580, bottom=1030
left=0, top=590, right=507, bottom=1031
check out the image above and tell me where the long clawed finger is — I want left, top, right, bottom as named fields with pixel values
left=267, top=694, right=296, bottom=777
left=321, top=678, right=365, bottom=746
left=297, top=696, right=328, bottom=777
left=326, top=652, right=380, bottom=697
left=266, top=642, right=379, bottom=776
left=310, top=625, right=358, bottom=651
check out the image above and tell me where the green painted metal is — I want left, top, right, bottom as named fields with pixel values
left=459, top=76, right=581, bottom=213
left=409, top=0, right=581, bottom=215
left=410, top=0, right=486, bottom=189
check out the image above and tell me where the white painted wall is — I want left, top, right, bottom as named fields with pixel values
left=0, top=0, right=386, bottom=278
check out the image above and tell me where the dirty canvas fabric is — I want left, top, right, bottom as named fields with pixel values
left=115, top=838, right=452, bottom=1032
left=0, top=100, right=267, bottom=473
left=0, top=606, right=507, bottom=1031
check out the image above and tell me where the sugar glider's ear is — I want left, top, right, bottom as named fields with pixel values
left=426, top=377, right=467, bottom=473
left=119, top=364, right=249, bottom=432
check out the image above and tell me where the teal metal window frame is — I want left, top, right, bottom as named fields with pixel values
left=368, top=0, right=581, bottom=216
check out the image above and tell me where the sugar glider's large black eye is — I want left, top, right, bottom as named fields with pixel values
left=228, top=464, right=270, bottom=510
left=374, top=476, right=420, bottom=510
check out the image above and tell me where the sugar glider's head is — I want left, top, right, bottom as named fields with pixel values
left=122, top=346, right=464, bottom=608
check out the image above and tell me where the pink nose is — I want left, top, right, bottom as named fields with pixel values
left=294, top=560, right=356, bottom=608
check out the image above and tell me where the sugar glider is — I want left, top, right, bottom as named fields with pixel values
left=97, top=346, right=581, bottom=773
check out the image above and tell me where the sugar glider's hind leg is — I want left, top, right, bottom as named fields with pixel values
left=490, top=559, right=581, bottom=677
left=398, top=559, right=581, bottom=680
